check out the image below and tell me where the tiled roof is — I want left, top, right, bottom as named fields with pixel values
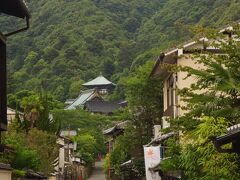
left=150, top=23, right=240, bottom=77
left=65, top=89, right=100, bottom=110
left=83, top=75, right=116, bottom=87
left=0, top=163, right=12, bottom=170
left=146, top=132, right=177, bottom=146
left=103, top=121, right=129, bottom=135
left=85, top=100, right=120, bottom=114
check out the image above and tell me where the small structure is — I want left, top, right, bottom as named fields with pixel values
left=65, top=89, right=103, bottom=110
left=54, top=130, right=88, bottom=180
left=55, top=135, right=76, bottom=179
left=84, top=100, right=120, bottom=115
left=103, top=121, right=128, bottom=152
left=144, top=131, right=180, bottom=180
left=210, top=124, right=240, bottom=154
left=7, top=107, right=24, bottom=123
left=83, top=75, right=116, bottom=94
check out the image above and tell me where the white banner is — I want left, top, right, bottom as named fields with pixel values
left=144, top=146, right=161, bottom=180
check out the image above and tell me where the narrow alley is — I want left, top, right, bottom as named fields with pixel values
left=87, top=161, right=106, bottom=180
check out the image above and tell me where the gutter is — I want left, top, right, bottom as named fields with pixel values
left=149, top=53, right=165, bottom=77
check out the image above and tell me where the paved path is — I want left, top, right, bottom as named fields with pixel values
left=87, top=161, right=106, bottom=180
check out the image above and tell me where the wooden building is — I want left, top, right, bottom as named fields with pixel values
left=65, top=89, right=103, bottom=110
left=65, top=75, right=121, bottom=114
left=103, top=121, right=128, bottom=152
left=54, top=130, right=88, bottom=180
left=0, top=0, right=30, bottom=137
left=84, top=100, right=120, bottom=115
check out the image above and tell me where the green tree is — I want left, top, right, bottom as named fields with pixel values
left=27, top=128, right=58, bottom=175
left=165, top=26, right=240, bottom=179
left=74, top=133, right=97, bottom=165
left=68, top=79, right=84, bottom=98
left=173, top=25, right=240, bottom=131
left=180, top=117, right=240, bottom=180
left=108, top=61, right=163, bottom=177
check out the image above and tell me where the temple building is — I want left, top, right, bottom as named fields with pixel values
left=84, top=101, right=120, bottom=115
left=65, top=89, right=102, bottom=110
left=82, top=74, right=116, bottom=94
left=65, top=74, right=121, bottom=114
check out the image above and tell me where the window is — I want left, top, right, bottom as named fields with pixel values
left=166, top=75, right=174, bottom=107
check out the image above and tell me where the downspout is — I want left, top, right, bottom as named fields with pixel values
left=174, top=49, right=183, bottom=118
left=4, top=17, right=30, bottom=37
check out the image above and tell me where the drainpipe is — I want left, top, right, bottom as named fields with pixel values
left=4, top=17, right=30, bottom=37
left=0, top=16, right=30, bottom=149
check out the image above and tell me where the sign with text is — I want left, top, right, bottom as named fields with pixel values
left=144, top=146, right=161, bottom=180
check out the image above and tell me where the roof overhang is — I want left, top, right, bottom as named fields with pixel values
left=150, top=50, right=178, bottom=79
left=150, top=23, right=240, bottom=79
left=0, top=0, right=31, bottom=37
left=103, top=121, right=128, bottom=135
left=210, top=124, right=240, bottom=154
left=0, top=0, right=30, bottom=19
left=146, top=132, right=177, bottom=146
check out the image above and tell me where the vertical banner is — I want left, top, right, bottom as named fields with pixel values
left=144, top=146, right=161, bottom=180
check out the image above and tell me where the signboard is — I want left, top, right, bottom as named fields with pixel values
left=144, top=146, right=161, bottom=180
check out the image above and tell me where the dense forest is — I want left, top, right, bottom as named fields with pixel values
left=1, top=0, right=240, bottom=101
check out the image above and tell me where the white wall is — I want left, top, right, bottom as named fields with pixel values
left=0, top=170, right=12, bottom=180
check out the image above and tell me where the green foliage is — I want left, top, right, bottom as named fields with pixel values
left=12, top=169, right=27, bottom=177
left=27, top=128, right=58, bottom=175
left=1, top=122, right=40, bottom=171
left=68, top=79, right=85, bottom=98
left=172, top=26, right=240, bottom=131
left=103, top=153, right=110, bottom=175
left=109, top=134, right=131, bottom=174
left=2, top=0, right=239, bottom=102
left=124, top=61, right=163, bottom=143
left=181, top=117, right=240, bottom=180
left=16, top=92, right=62, bottom=132
left=165, top=28, right=240, bottom=179
left=162, top=117, right=240, bottom=180
left=74, top=133, right=97, bottom=165
left=0, top=120, right=58, bottom=176
left=53, top=109, right=122, bottom=163
left=108, top=61, right=163, bottom=177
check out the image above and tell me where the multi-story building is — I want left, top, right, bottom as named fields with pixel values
left=147, top=25, right=236, bottom=180
left=150, top=27, right=234, bottom=129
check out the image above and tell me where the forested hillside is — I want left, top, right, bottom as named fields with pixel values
left=2, top=0, right=240, bottom=101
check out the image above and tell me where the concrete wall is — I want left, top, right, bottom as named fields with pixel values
left=0, top=169, right=12, bottom=180
left=176, top=55, right=205, bottom=116
left=162, top=53, right=205, bottom=129
left=48, top=176, right=57, bottom=180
